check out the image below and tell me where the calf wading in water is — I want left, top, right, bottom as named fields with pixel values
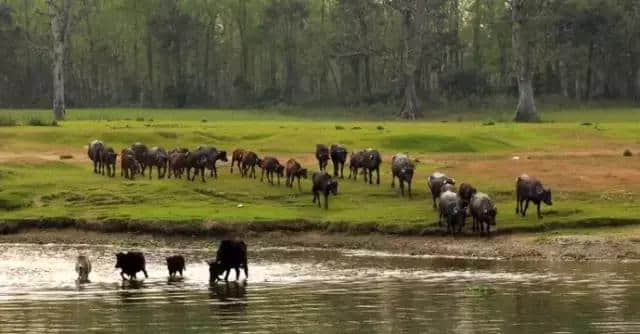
left=260, top=156, right=285, bottom=185
left=115, top=252, right=149, bottom=280
left=516, top=174, right=552, bottom=219
left=470, top=192, right=497, bottom=235
left=230, top=149, right=245, bottom=174
left=315, top=144, right=330, bottom=172
left=75, top=255, right=92, bottom=283
left=312, top=172, right=338, bottom=210
left=330, top=144, right=348, bottom=179
left=427, top=172, right=456, bottom=209
left=208, top=240, right=248, bottom=282
left=391, top=153, right=415, bottom=198
left=88, top=140, right=105, bottom=174
left=285, top=159, right=308, bottom=190
left=166, top=255, right=186, bottom=278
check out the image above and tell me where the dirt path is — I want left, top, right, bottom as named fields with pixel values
left=2, top=228, right=640, bottom=262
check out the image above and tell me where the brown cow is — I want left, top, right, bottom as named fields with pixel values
left=241, top=151, right=260, bottom=179
left=99, top=147, right=118, bottom=177
left=516, top=174, right=552, bottom=219
left=285, top=159, right=308, bottom=190
left=168, top=152, right=188, bottom=179
left=348, top=151, right=365, bottom=180
left=312, top=172, right=338, bottom=210
left=330, top=144, right=348, bottom=178
left=230, top=149, right=245, bottom=174
left=260, top=156, right=284, bottom=185
left=120, top=149, right=141, bottom=180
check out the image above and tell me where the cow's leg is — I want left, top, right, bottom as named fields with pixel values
left=297, top=177, right=302, bottom=191
left=201, top=168, right=206, bottom=182
left=516, top=194, right=520, bottom=214
left=224, top=269, right=230, bottom=282
left=340, top=163, right=344, bottom=179
left=537, top=202, right=542, bottom=219
left=235, top=267, right=240, bottom=280
left=376, top=167, right=380, bottom=185
left=523, top=200, right=530, bottom=217
left=261, top=168, right=265, bottom=182
left=391, top=173, right=395, bottom=188
left=400, top=180, right=405, bottom=197
left=324, top=193, right=329, bottom=210
left=408, top=180, right=412, bottom=198
left=432, top=195, right=437, bottom=210
left=120, top=272, right=126, bottom=280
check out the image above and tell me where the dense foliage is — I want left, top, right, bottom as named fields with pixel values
left=0, top=0, right=639, bottom=114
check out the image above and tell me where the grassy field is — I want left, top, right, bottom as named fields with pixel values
left=1, top=107, right=639, bottom=235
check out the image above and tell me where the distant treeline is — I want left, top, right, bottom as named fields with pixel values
left=0, top=0, right=639, bottom=113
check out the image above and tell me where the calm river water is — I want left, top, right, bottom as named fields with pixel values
left=1, top=243, right=640, bottom=333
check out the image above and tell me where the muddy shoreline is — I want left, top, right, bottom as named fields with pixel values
left=2, top=222, right=640, bottom=262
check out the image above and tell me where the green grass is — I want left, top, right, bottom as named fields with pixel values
left=0, top=107, right=639, bottom=234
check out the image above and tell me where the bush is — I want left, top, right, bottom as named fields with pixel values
left=440, top=68, right=489, bottom=100
left=0, top=115, right=17, bottom=127
left=623, top=149, right=633, bottom=157
left=27, top=117, right=57, bottom=126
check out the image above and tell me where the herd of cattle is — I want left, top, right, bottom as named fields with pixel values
left=87, top=140, right=553, bottom=235
left=75, top=239, right=248, bottom=284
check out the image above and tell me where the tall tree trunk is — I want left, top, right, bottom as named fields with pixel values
left=511, top=0, right=539, bottom=122
left=585, top=41, right=593, bottom=100
left=48, top=0, right=73, bottom=121
left=146, top=21, right=154, bottom=106
left=398, top=1, right=426, bottom=120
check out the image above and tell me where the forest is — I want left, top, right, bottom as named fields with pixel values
left=0, top=0, right=639, bottom=120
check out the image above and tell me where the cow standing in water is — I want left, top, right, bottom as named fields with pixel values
left=208, top=240, right=248, bottom=282
left=75, top=255, right=92, bottom=283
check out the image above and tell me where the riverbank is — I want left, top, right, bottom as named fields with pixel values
left=3, top=225, right=640, bottom=262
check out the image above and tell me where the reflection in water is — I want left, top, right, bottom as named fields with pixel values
left=1, top=244, right=640, bottom=333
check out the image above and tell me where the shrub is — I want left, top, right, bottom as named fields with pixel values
left=27, top=118, right=57, bottom=126
left=0, top=115, right=17, bottom=127
left=623, top=149, right=633, bottom=157
left=335, top=125, right=344, bottom=130
left=376, top=125, right=385, bottom=130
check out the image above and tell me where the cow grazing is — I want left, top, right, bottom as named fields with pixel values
left=185, top=150, right=210, bottom=182
left=145, top=146, right=169, bottom=179
left=168, top=151, right=188, bottom=179
left=230, top=149, right=246, bottom=174
left=427, top=172, right=456, bottom=209
left=100, top=147, right=117, bottom=177
left=458, top=183, right=477, bottom=208
left=315, top=144, right=330, bottom=172
left=439, top=190, right=466, bottom=235
left=196, top=146, right=228, bottom=178
left=120, top=148, right=141, bottom=180
left=260, top=156, right=284, bottom=185
left=285, top=159, right=308, bottom=190
left=166, top=255, right=186, bottom=277
left=470, top=192, right=497, bottom=235
left=348, top=151, right=365, bottom=180
left=330, top=144, right=348, bottom=179
left=88, top=140, right=105, bottom=174
left=312, top=172, right=338, bottom=210
left=75, top=255, right=92, bottom=283
left=516, top=174, right=552, bottom=219
left=208, top=240, right=248, bottom=282
left=391, top=153, right=415, bottom=198
left=241, top=151, right=260, bottom=179
left=362, top=149, right=382, bottom=185
left=130, top=143, right=149, bottom=176
left=115, top=252, right=149, bottom=280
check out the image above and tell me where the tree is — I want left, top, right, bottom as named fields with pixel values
left=387, top=0, right=428, bottom=120
left=511, top=0, right=542, bottom=122
left=47, top=0, right=73, bottom=120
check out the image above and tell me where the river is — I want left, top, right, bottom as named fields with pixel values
left=1, top=243, right=640, bottom=333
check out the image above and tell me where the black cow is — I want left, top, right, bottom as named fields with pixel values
left=115, top=252, right=149, bottom=280
left=470, top=192, right=498, bottom=235
left=100, top=146, right=117, bottom=177
left=185, top=150, right=210, bottom=182
left=427, top=172, right=456, bottom=209
left=196, top=146, right=228, bottom=178
left=315, top=144, right=330, bottom=172
left=516, top=174, right=552, bottom=219
left=166, top=255, right=186, bottom=277
left=88, top=140, right=105, bottom=174
left=130, top=143, right=149, bottom=176
left=330, top=144, right=348, bottom=179
left=312, top=172, right=338, bottom=210
left=362, top=149, right=382, bottom=185
left=208, top=240, right=248, bottom=282
left=439, top=190, right=466, bottom=235
left=391, top=153, right=414, bottom=198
